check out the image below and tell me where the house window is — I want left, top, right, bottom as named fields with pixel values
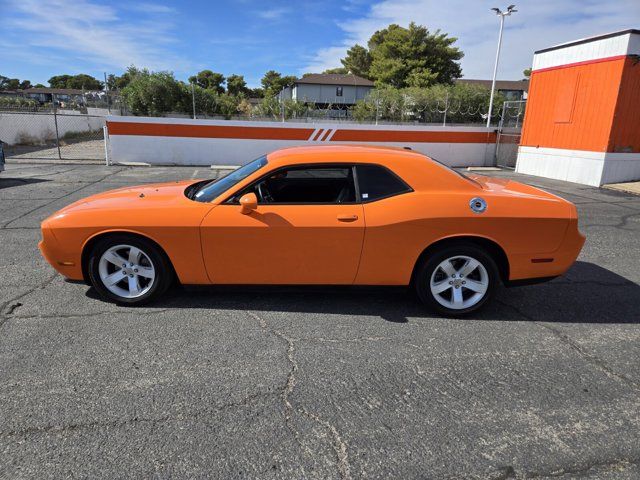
left=336, top=86, right=343, bottom=97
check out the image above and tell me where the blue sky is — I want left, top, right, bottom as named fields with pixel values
left=2, top=0, right=639, bottom=87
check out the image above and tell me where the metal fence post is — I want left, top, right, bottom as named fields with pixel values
left=53, top=110, right=62, bottom=160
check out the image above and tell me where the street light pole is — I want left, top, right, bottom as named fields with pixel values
left=486, top=5, right=517, bottom=128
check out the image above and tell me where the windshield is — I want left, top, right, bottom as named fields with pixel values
left=192, top=155, right=268, bottom=202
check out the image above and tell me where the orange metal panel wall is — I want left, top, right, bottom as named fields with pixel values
left=609, top=58, right=640, bottom=153
left=521, top=58, right=626, bottom=152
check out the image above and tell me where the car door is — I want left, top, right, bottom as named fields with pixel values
left=200, top=164, right=365, bottom=284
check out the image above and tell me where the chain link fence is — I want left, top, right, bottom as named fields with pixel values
left=495, top=100, right=526, bottom=168
left=0, top=112, right=106, bottom=160
left=0, top=99, right=526, bottom=164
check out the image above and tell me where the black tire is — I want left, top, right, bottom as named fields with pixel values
left=415, top=243, right=499, bottom=317
left=87, top=234, right=173, bottom=306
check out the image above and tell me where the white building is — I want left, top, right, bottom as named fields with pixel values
left=285, top=74, right=374, bottom=107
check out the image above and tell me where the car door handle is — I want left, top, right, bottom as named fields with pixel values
left=337, top=214, right=359, bottom=222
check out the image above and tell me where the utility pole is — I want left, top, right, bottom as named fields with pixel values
left=487, top=5, right=517, bottom=128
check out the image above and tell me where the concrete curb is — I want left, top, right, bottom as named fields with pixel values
left=7, top=158, right=105, bottom=165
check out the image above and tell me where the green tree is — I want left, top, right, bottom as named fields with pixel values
left=0, top=76, right=20, bottom=90
left=257, top=95, right=280, bottom=119
left=67, top=74, right=103, bottom=90
left=48, top=74, right=103, bottom=90
left=237, top=98, right=253, bottom=116
left=323, top=67, right=349, bottom=74
left=189, top=70, right=225, bottom=94
left=47, top=75, right=73, bottom=88
left=340, top=44, right=372, bottom=78
left=19, top=80, right=32, bottom=89
left=523, top=68, right=532, bottom=79
left=260, top=70, right=295, bottom=97
left=226, top=74, right=249, bottom=97
left=340, top=23, right=463, bottom=89
left=216, top=93, right=240, bottom=119
left=248, top=87, right=264, bottom=98
left=107, top=66, right=141, bottom=91
left=121, top=69, right=186, bottom=116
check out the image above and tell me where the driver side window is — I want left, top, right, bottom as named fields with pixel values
left=239, top=166, right=356, bottom=204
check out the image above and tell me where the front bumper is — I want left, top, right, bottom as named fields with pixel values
left=39, top=226, right=84, bottom=280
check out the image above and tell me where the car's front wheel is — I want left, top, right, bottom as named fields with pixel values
left=88, top=235, right=173, bottom=305
left=415, top=244, right=499, bottom=316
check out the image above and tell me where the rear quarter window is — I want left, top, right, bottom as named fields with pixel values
left=356, top=164, right=412, bottom=202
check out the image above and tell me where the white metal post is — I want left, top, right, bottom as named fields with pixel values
left=103, top=125, right=110, bottom=166
left=487, top=14, right=505, bottom=128
left=104, top=72, right=111, bottom=114
left=280, top=87, right=285, bottom=123
left=442, top=91, right=449, bottom=127
left=375, top=98, right=379, bottom=125
left=191, top=82, right=196, bottom=120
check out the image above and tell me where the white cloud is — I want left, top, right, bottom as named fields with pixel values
left=303, top=0, right=640, bottom=79
left=257, top=7, right=290, bottom=20
left=4, top=0, right=187, bottom=73
left=126, top=3, right=176, bottom=14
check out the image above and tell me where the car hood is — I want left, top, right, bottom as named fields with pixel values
left=54, top=180, right=198, bottom=215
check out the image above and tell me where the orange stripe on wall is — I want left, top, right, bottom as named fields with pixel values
left=107, top=121, right=496, bottom=144
left=107, top=122, right=315, bottom=140
left=330, top=129, right=497, bottom=143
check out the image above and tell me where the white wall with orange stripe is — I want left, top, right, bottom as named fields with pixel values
left=105, top=116, right=498, bottom=167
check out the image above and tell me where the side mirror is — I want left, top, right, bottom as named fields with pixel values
left=239, top=192, right=258, bottom=214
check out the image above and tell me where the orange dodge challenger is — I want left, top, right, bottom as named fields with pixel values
left=39, top=145, right=585, bottom=316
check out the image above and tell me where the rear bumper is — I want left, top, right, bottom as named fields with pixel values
left=508, top=218, right=585, bottom=282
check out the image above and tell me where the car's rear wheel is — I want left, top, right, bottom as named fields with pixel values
left=88, top=235, right=173, bottom=305
left=415, top=244, right=499, bottom=316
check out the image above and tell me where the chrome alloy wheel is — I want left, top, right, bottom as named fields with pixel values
left=429, top=255, right=489, bottom=310
left=98, top=244, right=156, bottom=299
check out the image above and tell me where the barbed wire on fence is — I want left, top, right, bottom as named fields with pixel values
left=0, top=98, right=526, bottom=162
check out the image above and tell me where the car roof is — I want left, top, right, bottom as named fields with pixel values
left=266, top=144, right=428, bottom=167
left=262, top=144, right=476, bottom=192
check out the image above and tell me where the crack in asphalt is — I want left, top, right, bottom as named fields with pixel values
left=0, top=390, right=279, bottom=438
left=0, top=272, right=58, bottom=329
left=581, top=211, right=640, bottom=231
left=1, top=167, right=126, bottom=229
left=5, top=166, right=82, bottom=179
left=495, top=299, right=640, bottom=392
left=248, top=311, right=352, bottom=480
left=522, top=456, right=640, bottom=479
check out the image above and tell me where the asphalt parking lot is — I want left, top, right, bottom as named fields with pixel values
left=1, top=162, right=639, bottom=479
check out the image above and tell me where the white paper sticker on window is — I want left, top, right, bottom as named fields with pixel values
left=362, top=193, right=369, bottom=199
